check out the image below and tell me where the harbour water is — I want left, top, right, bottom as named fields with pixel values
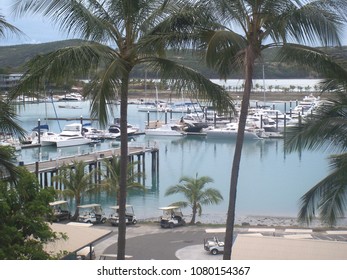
left=15, top=82, right=333, bottom=224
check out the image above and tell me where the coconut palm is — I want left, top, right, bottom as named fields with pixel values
left=100, top=155, right=146, bottom=203
left=165, top=174, right=223, bottom=224
left=196, top=0, right=347, bottom=259
left=52, top=160, right=99, bottom=220
left=11, top=0, right=234, bottom=259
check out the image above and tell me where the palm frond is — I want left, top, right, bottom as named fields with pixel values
left=298, top=153, right=347, bottom=226
left=10, top=43, right=115, bottom=99
left=205, top=30, right=247, bottom=78
left=276, top=44, right=347, bottom=81
left=285, top=94, right=347, bottom=154
left=0, top=14, right=23, bottom=38
left=0, top=100, right=26, bottom=139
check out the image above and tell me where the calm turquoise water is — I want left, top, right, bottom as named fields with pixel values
left=16, top=98, right=330, bottom=222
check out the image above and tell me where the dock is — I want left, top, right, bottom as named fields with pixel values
left=22, top=146, right=159, bottom=189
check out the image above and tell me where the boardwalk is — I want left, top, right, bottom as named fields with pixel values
left=22, top=146, right=159, bottom=188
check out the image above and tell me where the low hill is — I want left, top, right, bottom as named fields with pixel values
left=1, top=39, right=346, bottom=79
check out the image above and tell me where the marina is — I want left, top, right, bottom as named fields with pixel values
left=10, top=81, right=340, bottom=224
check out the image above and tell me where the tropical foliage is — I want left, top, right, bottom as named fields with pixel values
left=11, top=0, right=234, bottom=259
left=100, top=155, right=146, bottom=203
left=285, top=92, right=347, bottom=226
left=52, top=160, right=99, bottom=220
left=0, top=168, right=61, bottom=260
left=195, top=0, right=347, bottom=259
left=165, top=174, right=223, bottom=224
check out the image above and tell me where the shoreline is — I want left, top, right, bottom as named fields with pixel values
left=140, top=214, right=347, bottom=229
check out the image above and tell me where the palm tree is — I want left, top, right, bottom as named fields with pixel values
left=11, top=0, right=234, bottom=259
left=52, top=160, right=99, bottom=220
left=100, top=155, right=146, bottom=204
left=165, top=174, right=223, bottom=224
left=197, top=0, right=347, bottom=259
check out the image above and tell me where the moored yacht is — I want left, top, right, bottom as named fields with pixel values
left=40, top=123, right=92, bottom=147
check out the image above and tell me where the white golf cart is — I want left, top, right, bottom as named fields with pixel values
left=49, top=200, right=71, bottom=222
left=108, top=204, right=137, bottom=226
left=204, top=236, right=225, bottom=255
left=159, top=206, right=186, bottom=228
left=77, top=204, right=107, bottom=224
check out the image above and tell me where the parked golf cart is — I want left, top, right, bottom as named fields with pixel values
left=159, top=206, right=186, bottom=228
left=108, top=204, right=137, bottom=226
left=49, top=200, right=71, bottom=222
left=204, top=236, right=225, bottom=255
left=77, top=204, right=107, bottom=224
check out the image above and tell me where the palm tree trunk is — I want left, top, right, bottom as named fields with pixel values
left=191, top=204, right=197, bottom=224
left=117, top=73, right=130, bottom=260
left=223, top=46, right=256, bottom=260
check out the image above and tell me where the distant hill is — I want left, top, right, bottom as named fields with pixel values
left=0, top=39, right=85, bottom=70
left=1, top=39, right=346, bottom=79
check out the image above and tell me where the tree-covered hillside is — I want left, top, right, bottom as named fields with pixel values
left=1, top=39, right=346, bottom=79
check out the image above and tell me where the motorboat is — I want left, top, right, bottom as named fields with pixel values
left=145, top=121, right=186, bottom=136
left=40, top=123, right=93, bottom=147
left=58, top=92, right=83, bottom=101
left=204, top=122, right=266, bottom=140
left=103, top=118, right=140, bottom=139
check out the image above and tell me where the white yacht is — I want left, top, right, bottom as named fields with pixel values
left=40, top=123, right=92, bottom=147
left=145, top=121, right=186, bottom=136
left=204, top=122, right=266, bottom=140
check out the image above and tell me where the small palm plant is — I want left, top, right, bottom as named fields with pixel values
left=100, top=155, right=146, bottom=204
left=165, top=173, right=223, bottom=224
left=52, top=160, right=99, bottom=220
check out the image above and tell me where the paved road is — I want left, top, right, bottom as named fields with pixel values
left=93, top=223, right=347, bottom=260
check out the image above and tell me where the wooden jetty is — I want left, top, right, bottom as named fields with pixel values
left=22, top=146, right=159, bottom=189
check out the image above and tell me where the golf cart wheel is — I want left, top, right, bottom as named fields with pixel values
left=132, top=219, right=137, bottom=225
left=169, top=222, right=174, bottom=228
left=211, top=249, right=218, bottom=255
left=101, top=218, right=107, bottom=224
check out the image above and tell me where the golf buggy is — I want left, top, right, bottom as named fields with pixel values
left=159, top=206, right=186, bottom=228
left=77, top=204, right=107, bottom=224
left=204, top=236, right=225, bottom=255
left=108, top=204, right=137, bottom=226
left=49, top=200, right=71, bottom=222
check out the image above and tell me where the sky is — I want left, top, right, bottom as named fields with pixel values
left=1, top=0, right=74, bottom=45
left=1, top=0, right=347, bottom=46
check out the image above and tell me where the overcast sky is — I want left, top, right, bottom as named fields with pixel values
left=1, top=0, right=347, bottom=46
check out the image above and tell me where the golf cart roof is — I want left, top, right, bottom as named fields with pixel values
left=110, top=204, right=133, bottom=210
left=159, top=206, right=181, bottom=210
left=78, top=204, right=101, bottom=208
left=49, top=200, right=68, bottom=206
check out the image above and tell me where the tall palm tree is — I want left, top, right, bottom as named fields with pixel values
left=196, top=0, right=347, bottom=259
left=52, top=160, right=99, bottom=220
left=165, top=174, right=223, bottom=224
left=11, top=0, right=233, bottom=259
left=100, top=155, right=146, bottom=204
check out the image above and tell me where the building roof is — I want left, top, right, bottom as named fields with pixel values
left=45, top=223, right=111, bottom=258
left=231, top=234, right=347, bottom=260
